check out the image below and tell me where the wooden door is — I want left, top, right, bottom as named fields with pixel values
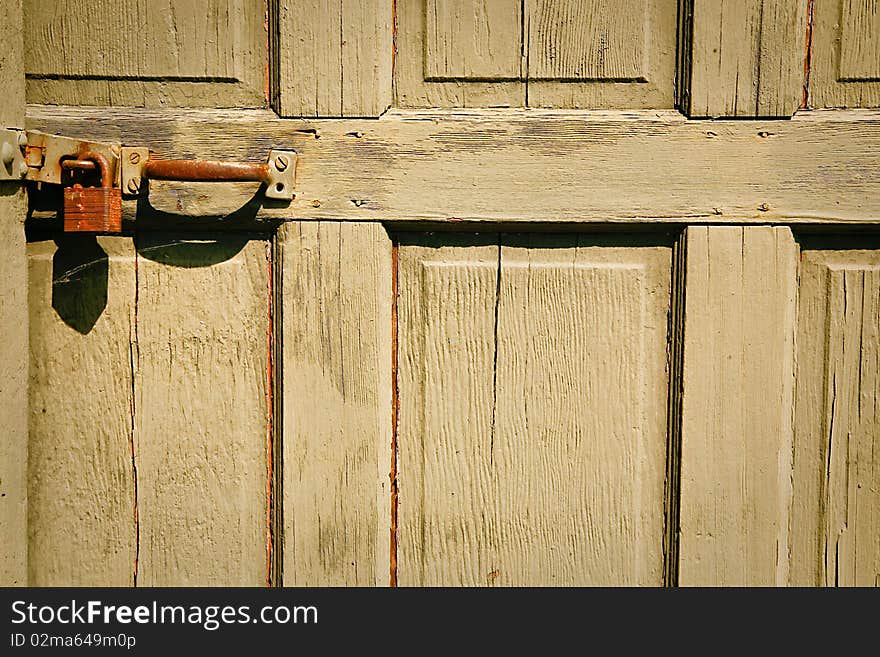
left=6, top=0, right=880, bottom=587
left=1, top=0, right=28, bottom=587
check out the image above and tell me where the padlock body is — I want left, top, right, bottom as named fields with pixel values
left=63, top=185, right=122, bottom=233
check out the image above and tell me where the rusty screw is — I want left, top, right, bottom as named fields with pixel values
left=126, top=178, right=141, bottom=194
left=128, top=152, right=141, bottom=165
left=273, top=155, right=289, bottom=171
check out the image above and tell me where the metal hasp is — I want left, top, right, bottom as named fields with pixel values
left=121, top=147, right=296, bottom=201
left=5, top=129, right=297, bottom=201
left=17, top=130, right=120, bottom=185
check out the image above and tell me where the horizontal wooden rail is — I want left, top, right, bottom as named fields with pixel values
left=26, top=106, right=880, bottom=226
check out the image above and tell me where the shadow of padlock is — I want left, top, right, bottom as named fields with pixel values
left=63, top=152, right=122, bottom=233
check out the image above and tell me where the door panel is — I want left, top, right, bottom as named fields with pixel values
left=678, top=226, right=799, bottom=586
left=425, top=0, right=523, bottom=81
left=395, top=0, right=677, bottom=108
left=278, top=222, right=392, bottom=587
left=810, top=0, right=880, bottom=108
left=28, top=237, right=137, bottom=586
left=26, top=234, right=271, bottom=585
left=24, top=0, right=267, bottom=107
left=272, top=0, right=393, bottom=117
left=525, top=0, right=676, bottom=108
left=791, top=247, right=880, bottom=586
left=682, top=0, right=807, bottom=117
left=397, top=234, right=673, bottom=586
left=134, top=235, right=270, bottom=586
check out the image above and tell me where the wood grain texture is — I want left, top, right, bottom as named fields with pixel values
left=684, top=0, right=808, bottom=117
left=396, top=0, right=676, bottom=108
left=526, top=0, right=677, bottom=109
left=810, top=0, right=880, bottom=107
left=1, top=0, right=24, bottom=127
left=26, top=106, right=880, bottom=226
left=425, top=0, right=522, bottom=80
left=0, top=0, right=27, bottom=587
left=0, top=187, right=27, bottom=587
left=27, top=237, right=137, bottom=586
left=397, top=234, right=672, bottom=586
left=678, top=226, right=798, bottom=586
left=275, top=0, right=392, bottom=117
left=395, top=0, right=525, bottom=108
left=24, top=0, right=267, bottom=107
left=397, top=236, right=499, bottom=586
left=791, top=248, right=880, bottom=587
left=134, top=235, right=270, bottom=586
left=528, top=0, right=645, bottom=79
left=839, top=0, right=880, bottom=80
left=278, top=222, right=392, bottom=586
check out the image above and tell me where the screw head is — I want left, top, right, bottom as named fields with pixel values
left=128, top=152, right=141, bottom=165
left=126, top=178, right=141, bottom=194
left=273, top=154, right=289, bottom=171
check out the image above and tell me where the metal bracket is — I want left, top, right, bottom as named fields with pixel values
left=0, top=129, right=29, bottom=182
left=264, top=150, right=297, bottom=201
left=120, top=147, right=297, bottom=201
left=20, top=130, right=121, bottom=185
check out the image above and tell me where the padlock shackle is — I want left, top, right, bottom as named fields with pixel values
left=60, top=152, right=113, bottom=188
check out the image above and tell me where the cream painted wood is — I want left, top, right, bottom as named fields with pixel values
left=839, top=1, right=880, bottom=81
left=526, top=0, right=677, bottom=109
left=396, top=0, right=676, bottom=108
left=274, top=0, right=392, bottom=117
left=397, top=234, right=672, bottom=586
left=24, top=0, right=267, bottom=107
left=425, top=0, right=523, bottom=80
left=678, top=226, right=798, bottom=586
left=395, top=0, right=525, bottom=108
left=135, top=235, right=270, bottom=586
left=810, top=0, right=880, bottom=107
left=0, top=187, right=27, bottom=587
left=27, top=237, right=137, bottom=586
left=26, top=235, right=271, bottom=586
left=0, top=0, right=27, bottom=587
left=397, top=235, right=500, bottom=586
left=791, top=247, right=880, bottom=587
left=26, top=107, right=880, bottom=225
left=278, top=222, right=392, bottom=586
left=684, top=0, right=808, bottom=117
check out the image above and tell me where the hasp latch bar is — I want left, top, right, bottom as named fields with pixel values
left=2, top=128, right=296, bottom=232
left=119, top=146, right=295, bottom=201
left=1, top=128, right=120, bottom=185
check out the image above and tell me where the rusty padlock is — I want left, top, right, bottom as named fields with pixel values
left=63, top=152, right=122, bottom=233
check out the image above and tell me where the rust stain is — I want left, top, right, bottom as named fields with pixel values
left=264, top=0, right=271, bottom=105
left=391, top=0, right=398, bottom=85
left=130, top=248, right=140, bottom=586
left=487, top=569, right=501, bottom=584
left=265, top=241, right=275, bottom=587
left=390, top=239, right=400, bottom=587
left=802, top=0, right=814, bottom=109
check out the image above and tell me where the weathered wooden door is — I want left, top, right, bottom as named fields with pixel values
left=3, top=0, right=879, bottom=587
